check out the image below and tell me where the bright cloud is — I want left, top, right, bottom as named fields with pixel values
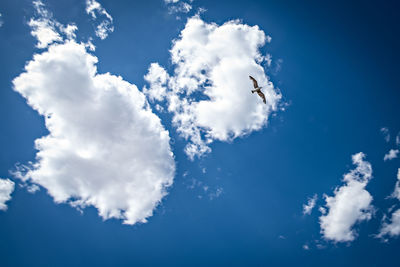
left=144, top=16, right=281, bottom=159
left=12, top=4, right=175, bottom=224
left=378, top=209, right=400, bottom=239
left=391, top=168, right=400, bottom=200
left=0, top=178, right=15, bottom=211
left=377, top=169, right=400, bottom=239
left=143, top=63, right=169, bottom=102
left=0, top=13, right=3, bottom=27
left=319, top=152, right=374, bottom=242
left=85, top=0, right=114, bottom=40
left=13, top=40, right=175, bottom=225
left=29, top=1, right=77, bottom=49
left=384, top=149, right=399, bottom=161
left=303, top=194, right=317, bottom=215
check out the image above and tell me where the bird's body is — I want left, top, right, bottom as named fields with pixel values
left=249, top=76, right=266, bottom=104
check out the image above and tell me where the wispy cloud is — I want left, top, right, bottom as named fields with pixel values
left=384, top=149, right=399, bottom=161
left=85, top=0, right=114, bottom=40
left=391, top=169, right=400, bottom=200
left=168, top=2, right=192, bottom=14
left=28, top=0, right=77, bottom=49
left=303, top=194, right=317, bottom=215
left=377, top=169, right=400, bottom=240
left=381, top=127, right=390, bottom=143
left=164, top=0, right=192, bottom=15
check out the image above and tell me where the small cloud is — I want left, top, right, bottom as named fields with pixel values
left=319, top=152, right=374, bottom=242
left=168, top=2, right=192, bottom=14
left=303, top=244, right=310, bottom=250
left=303, top=194, right=317, bottom=215
left=209, top=187, right=223, bottom=200
left=271, top=58, right=283, bottom=75
left=196, top=7, right=207, bottom=16
left=85, top=0, right=114, bottom=40
left=390, top=168, right=400, bottom=201
left=381, top=127, right=390, bottom=143
left=28, top=0, right=77, bottom=49
left=27, top=184, right=40, bottom=193
left=265, top=54, right=272, bottom=67
left=377, top=208, right=400, bottom=239
left=384, top=149, right=399, bottom=161
left=187, top=177, right=202, bottom=190
left=84, top=37, right=96, bottom=51
left=0, top=178, right=15, bottom=211
left=0, top=13, right=3, bottom=27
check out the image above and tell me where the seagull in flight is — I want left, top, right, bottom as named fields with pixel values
left=249, top=76, right=266, bottom=104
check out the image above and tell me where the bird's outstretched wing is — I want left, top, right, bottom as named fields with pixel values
left=257, top=91, right=266, bottom=104
left=249, top=76, right=259, bottom=88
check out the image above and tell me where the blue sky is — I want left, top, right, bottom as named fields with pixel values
left=1, top=0, right=400, bottom=266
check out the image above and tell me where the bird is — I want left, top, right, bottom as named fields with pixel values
left=249, top=76, right=266, bottom=104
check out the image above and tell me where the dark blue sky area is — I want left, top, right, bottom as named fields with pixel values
left=0, top=0, right=399, bottom=266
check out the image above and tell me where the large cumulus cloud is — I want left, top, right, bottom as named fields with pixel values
left=13, top=39, right=175, bottom=225
left=144, top=16, right=282, bottom=159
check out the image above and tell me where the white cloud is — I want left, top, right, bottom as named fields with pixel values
left=381, top=127, right=390, bottom=143
left=144, top=16, right=281, bottom=159
left=0, top=13, right=3, bottom=27
left=27, top=184, right=40, bottom=193
left=378, top=209, right=400, bottom=239
left=377, top=169, right=400, bottom=239
left=319, top=152, right=374, bottom=242
left=384, top=149, right=399, bottom=161
left=29, top=1, right=77, bottom=49
left=396, top=133, right=400, bottom=146
left=164, top=0, right=192, bottom=14
left=13, top=39, right=175, bottom=225
left=376, top=209, right=400, bottom=241
left=391, top=169, right=400, bottom=200
left=143, top=63, right=169, bottom=102
left=85, top=0, right=114, bottom=40
left=303, top=194, right=317, bottom=215
left=0, top=178, right=15, bottom=211
left=168, top=2, right=192, bottom=14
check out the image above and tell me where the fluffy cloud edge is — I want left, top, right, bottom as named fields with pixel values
left=144, top=16, right=281, bottom=160
left=319, top=152, right=373, bottom=242
left=303, top=194, right=317, bottom=215
left=0, top=178, right=15, bottom=211
left=12, top=2, right=175, bottom=225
